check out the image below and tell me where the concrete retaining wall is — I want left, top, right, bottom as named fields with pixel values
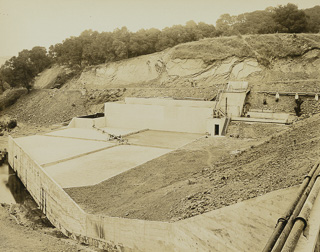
left=8, top=136, right=86, bottom=237
left=246, top=111, right=290, bottom=120
left=125, top=97, right=216, bottom=108
left=219, top=92, right=247, bottom=117
left=7, top=136, right=179, bottom=251
left=105, top=103, right=213, bottom=133
left=68, top=117, right=106, bottom=129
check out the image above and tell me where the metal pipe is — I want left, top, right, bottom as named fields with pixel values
left=281, top=173, right=320, bottom=252
left=272, top=163, right=320, bottom=252
left=262, top=162, right=320, bottom=252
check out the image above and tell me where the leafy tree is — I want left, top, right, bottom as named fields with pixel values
left=216, top=14, right=239, bottom=36
left=29, top=46, right=51, bottom=73
left=272, top=4, right=308, bottom=33
left=234, top=10, right=276, bottom=34
left=0, top=47, right=51, bottom=90
left=304, top=5, right=320, bottom=33
left=196, top=22, right=217, bottom=39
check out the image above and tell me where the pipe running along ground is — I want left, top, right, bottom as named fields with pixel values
left=273, top=162, right=320, bottom=251
left=263, top=161, right=320, bottom=252
left=281, top=171, right=320, bottom=251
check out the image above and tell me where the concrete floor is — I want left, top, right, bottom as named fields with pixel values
left=100, top=127, right=146, bottom=136
left=125, top=130, right=203, bottom=149
left=45, top=145, right=172, bottom=188
left=14, top=135, right=114, bottom=166
left=46, top=128, right=110, bottom=141
left=15, top=129, right=202, bottom=188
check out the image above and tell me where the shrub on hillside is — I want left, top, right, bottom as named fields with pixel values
left=0, top=88, right=28, bottom=111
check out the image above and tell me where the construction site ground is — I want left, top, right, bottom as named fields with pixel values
left=64, top=114, right=320, bottom=222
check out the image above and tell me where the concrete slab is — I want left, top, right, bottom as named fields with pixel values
left=125, top=130, right=203, bottom=149
left=46, top=128, right=110, bottom=141
left=44, top=145, right=172, bottom=188
left=99, top=127, right=146, bottom=137
left=174, top=186, right=299, bottom=252
left=14, top=135, right=114, bottom=165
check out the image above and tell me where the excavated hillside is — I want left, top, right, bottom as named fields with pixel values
left=1, top=33, right=320, bottom=126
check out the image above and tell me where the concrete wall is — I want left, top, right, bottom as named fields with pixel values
left=125, top=97, right=216, bottom=108
left=68, top=117, right=106, bottom=129
left=227, top=81, right=248, bottom=91
left=206, top=118, right=227, bottom=136
left=105, top=103, right=213, bottom=133
left=7, top=136, right=178, bottom=251
left=219, top=92, right=247, bottom=117
left=8, top=136, right=86, bottom=237
left=246, top=111, right=290, bottom=120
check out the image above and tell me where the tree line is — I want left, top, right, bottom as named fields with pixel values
left=48, top=20, right=217, bottom=68
left=216, top=4, right=320, bottom=35
left=1, top=4, right=320, bottom=91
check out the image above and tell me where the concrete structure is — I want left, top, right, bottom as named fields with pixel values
left=206, top=117, right=229, bottom=136
left=213, top=81, right=249, bottom=118
left=9, top=135, right=312, bottom=251
left=66, top=82, right=249, bottom=137
left=104, top=99, right=215, bottom=134
left=13, top=128, right=202, bottom=189
left=68, top=116, right=106, bottom=129
left=12, top=91, right=302, bottom=251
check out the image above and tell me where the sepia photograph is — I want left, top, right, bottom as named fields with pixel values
left=0, top=0, right=320, bottom=251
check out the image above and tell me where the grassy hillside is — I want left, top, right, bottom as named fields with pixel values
left=171, top=33, right=320, bottom=64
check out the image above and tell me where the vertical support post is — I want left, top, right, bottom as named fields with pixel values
left=225, top=97, right=228, bottom=116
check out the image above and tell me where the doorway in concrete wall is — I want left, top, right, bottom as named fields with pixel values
left=215, top=124, right=220, bottom=136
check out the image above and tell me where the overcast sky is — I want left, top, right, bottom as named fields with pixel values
left=0, top=0, right=319, bottom=57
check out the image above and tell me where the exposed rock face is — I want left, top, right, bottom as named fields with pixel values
left=73, top=54, right=263, bottom=89
left=62, top=34, right=320, bottom=91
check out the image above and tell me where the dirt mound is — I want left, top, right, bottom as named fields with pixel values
left=1, top=89, right=87, bottom=125
left=65, top=114, right=320, bottom=221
